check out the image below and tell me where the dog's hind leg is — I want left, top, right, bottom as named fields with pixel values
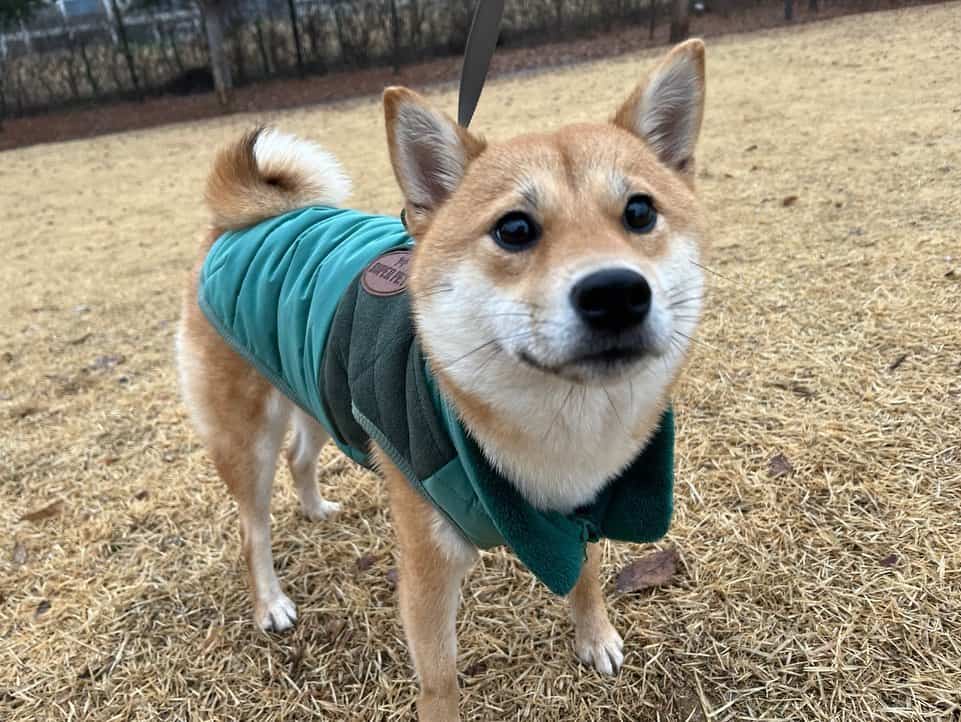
left=178, top=256, right=301, bottom=632
left=206, top=389, right=297, bottom=632
left=286, top=407, right=341, bottom=521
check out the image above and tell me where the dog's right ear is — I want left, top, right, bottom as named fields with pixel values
left=384, top=87, right=485, bottom=227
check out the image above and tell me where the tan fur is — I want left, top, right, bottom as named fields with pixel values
left=384, top=86, right=487, bottom=234
left=613, top=39, right=706, bottom=178
left=375, top=444, right=474, bottom=721
left=406, top=119, right=706, bottom=457
left=178, top=243, right=288, bottom=627
left=403, top=111, right=706, bottom=308
left=177, top=40, right=709, bottom=722
left=206, top=127, right=350, bottom=230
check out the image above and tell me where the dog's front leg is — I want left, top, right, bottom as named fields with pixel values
left=569, top=542, right=624, bottom=675
left=376, top=446, right=476, bottom=722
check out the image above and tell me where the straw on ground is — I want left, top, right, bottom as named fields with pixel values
left=2, top=3, right=960, bottom=720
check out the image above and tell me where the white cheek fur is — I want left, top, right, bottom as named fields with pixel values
left=652, top=234, right=705, bottom=350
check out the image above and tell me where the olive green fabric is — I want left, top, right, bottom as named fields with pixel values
left=199, top=206, right=675, bottom=596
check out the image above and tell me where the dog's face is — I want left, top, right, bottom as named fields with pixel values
left=386, top=41, right=707, bottom=393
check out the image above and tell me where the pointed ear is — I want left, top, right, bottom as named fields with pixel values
left=383, top=87, right=485, bottom=223
left=613, top=39, right=705, bottom=174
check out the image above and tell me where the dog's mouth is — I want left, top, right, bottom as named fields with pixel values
left=518, top=344, right=648, bottom=381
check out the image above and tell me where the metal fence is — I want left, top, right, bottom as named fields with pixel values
left=0, top=0, right=916, bottom=118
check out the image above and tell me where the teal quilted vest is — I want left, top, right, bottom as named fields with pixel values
left=198, top=206, right=675, bottom=595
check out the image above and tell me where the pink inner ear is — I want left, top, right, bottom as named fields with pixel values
left=638, top=62, right=702, bottom=171
left=411, top=140, right=455, bottom=208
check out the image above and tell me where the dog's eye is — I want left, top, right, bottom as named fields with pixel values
left=492, top=212, right=540, bottom=252
left=623, top=195, right=657, bottom=234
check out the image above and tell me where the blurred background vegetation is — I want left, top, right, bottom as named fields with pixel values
left=0, top=0, right=931, bottom=119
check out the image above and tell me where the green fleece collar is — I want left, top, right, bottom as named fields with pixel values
left=435, top=387, right=674, bottom=595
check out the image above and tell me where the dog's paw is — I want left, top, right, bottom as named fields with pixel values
left=301, top=498, right=341, bottom=522
left=255, top=593, right=297, bottom=633
left=575, top=622, right=624, bottom=676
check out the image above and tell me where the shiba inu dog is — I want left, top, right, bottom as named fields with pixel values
left=176, top=39, right=708, bottom=722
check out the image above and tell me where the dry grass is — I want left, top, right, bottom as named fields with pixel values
left=3, top=3, right=961, bottom=720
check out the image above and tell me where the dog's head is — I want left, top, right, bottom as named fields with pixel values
left=385, top=40, right=708, bottom=394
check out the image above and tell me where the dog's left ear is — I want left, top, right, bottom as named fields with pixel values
left=384, top=87, right=485, bottom=228
left=613, top=39, right=705, bottom=175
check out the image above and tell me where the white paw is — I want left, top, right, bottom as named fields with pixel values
left=301, top=498, right=341, bottom=522
left=256, top=593, right=297, bottom=633
left=575, top=624, right=624, bottom=676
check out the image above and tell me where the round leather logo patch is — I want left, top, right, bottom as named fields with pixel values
left=361, top=248, right=411, bottom=297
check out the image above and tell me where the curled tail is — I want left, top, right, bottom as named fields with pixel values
left=205, top=127, right=352, bottom=231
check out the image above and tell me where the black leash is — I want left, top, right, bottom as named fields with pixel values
left=402, top=0, right=504, bottom=228
left=458, top=0, right=505, bottom=129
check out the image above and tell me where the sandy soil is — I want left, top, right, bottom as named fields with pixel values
left=2, top=3, right=960, bottom=720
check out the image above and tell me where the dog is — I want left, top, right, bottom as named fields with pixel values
left=176, top=39, right=708, bottom=721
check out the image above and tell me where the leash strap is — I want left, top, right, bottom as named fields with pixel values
left=458, top=0, right=505, bottom=128
left=403, top=0, right=504, bottom=227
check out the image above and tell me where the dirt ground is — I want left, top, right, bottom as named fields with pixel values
left=2, top=3, right=960, bottom=721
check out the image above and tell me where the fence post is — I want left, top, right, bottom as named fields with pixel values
left=669, top=0, right=689, bottom=41
left=109, top=0, right=141, bottom=95
left=99, top=0, right=118, bottom=44
left=390, top=0, right=401, bottom=72
left=201, top=0, right=233, bottom=105
left=18, top=19, right=33, bottom=53
left=286, top=0, right=304, bottom=76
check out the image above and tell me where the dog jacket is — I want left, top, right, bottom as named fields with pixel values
left=199, top=206, right=674, bottom=596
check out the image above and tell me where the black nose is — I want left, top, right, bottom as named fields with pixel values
left=571, top=269, right=652, bottom=332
